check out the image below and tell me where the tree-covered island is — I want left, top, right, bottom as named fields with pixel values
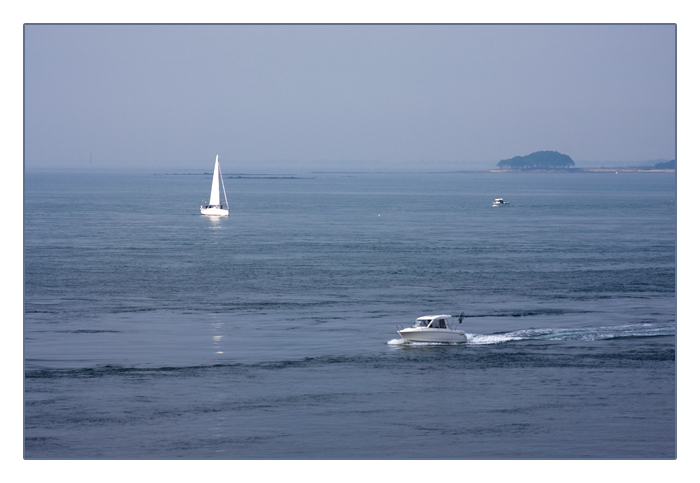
left=654, top=160, right=675, bottom=169
left=497, top=150, right=575, bottom=169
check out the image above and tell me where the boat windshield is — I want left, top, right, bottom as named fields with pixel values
left=412, top=319, right=448, bottom=328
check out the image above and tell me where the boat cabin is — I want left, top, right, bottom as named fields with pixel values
left=413, top=315, right=450, bottom=329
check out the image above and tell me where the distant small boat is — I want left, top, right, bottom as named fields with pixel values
left=200, top=155, right=230, bottom=216
left=396, top=314, right=467, bottom=343
left=492, top=198, right=510, bottom=207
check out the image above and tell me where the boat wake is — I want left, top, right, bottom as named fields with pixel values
left=388, top=322, right=675, bottom=346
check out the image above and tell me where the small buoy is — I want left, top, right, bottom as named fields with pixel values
left=378, top=214, right=381, bottom=217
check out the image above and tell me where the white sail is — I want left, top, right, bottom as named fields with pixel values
left=209, top=155, right=221, bottom=206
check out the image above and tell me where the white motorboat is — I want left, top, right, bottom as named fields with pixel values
left=492, top=198, right=510, bottom=207
left=200, top=155, right=230, bottom=216
left=397, top=314, right=467, bottom=343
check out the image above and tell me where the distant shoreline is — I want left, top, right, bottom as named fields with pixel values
left=488, top=168, right=675, bottom=173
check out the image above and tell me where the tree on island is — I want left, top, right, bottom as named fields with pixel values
left=654, top=160, right=675, bottom=169
left=497, top=151, right=575, bottom=169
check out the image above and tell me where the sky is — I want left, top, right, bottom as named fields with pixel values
left=24, top=24, right=675, bottom=171
left=7, top=6, right=695, bottom=481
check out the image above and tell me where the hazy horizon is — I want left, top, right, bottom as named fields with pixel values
left=22, top=156, right=676, bottom=174
left=24, top=24, right=676, bottom=172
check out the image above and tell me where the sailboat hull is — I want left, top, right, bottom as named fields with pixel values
left=200, top=206, right=229, bottom=216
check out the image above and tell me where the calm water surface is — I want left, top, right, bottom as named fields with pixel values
left=24, top=170, right=676, bottom=459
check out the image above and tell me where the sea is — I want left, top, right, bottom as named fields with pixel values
left=23, top=169, right=676, bottom=460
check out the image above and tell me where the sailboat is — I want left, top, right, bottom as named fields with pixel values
left=200, top=155, right=230, bottom=216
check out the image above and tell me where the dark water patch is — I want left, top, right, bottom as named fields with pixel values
left=431, top=423, right=537, bottom=437
left=488, top=403, right=562, bottom=414
left=25, top=436, right=58, bottom=442
left=24, top=342, right=675, bottom=380
left=462, top=308, right=593, bottom=318
left=106, top=307, right=158, bottom=314
left=63, top=330, right=122, bottom=334
left=24, top=364, right=244, bottom=380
